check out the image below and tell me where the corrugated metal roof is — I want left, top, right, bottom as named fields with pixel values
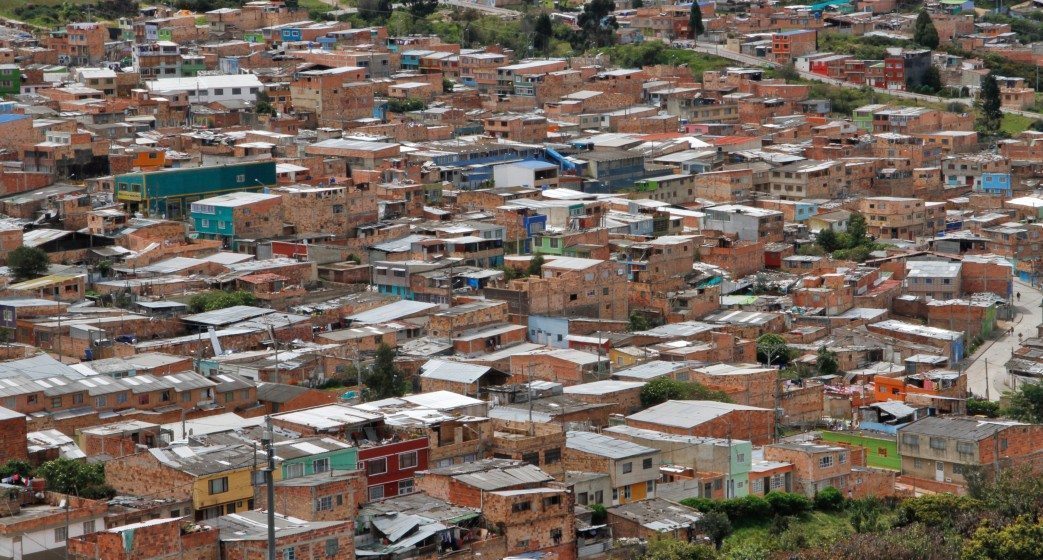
left=566, top=431, right=657, bottom=460
left=419, top=359, right=490, bottom=384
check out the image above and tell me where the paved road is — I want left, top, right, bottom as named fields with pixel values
left=965, top=279, right=1043, bottom=400
left=439, top=0, right=522, bottom=18
left=689, top=41, right=1042, bottom=119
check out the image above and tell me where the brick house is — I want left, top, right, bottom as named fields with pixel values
left=562, top=380, right=645, bottom=416
left=625, top=400, right=776, bottom=445
left=254, top=470, right=367, bottom=523
left=897, top=416, right=1043, bottom=494
left=0, top=407, right=27, bottom=464
left=489, top=420, right=566, bottom=479
left=762, top=441, right=875, bottom=497
left=217, top=511, right=355, bottom=560
left=564, top=431, right=660, bottom=506
left=482, top=488, right=576, bottom=560
left=418, top=359, right=509, bottom=398
left=68, top=517, right=219, bottom=560
left=0, top=491, right=109, bottom=560
left=415, top=458, right=555, bottom=509
left=105, top=444, right=258, bottom=520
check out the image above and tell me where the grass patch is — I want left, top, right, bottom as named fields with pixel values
left=1001, top=112, right=1035, bottom=135
left=821, top=431, right=900, bottom=470
left=722, top=510, right=854, bottom=554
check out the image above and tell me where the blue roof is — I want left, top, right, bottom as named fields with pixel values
left=0, top=114, right=28, bottom=125
left=509, top=159, right=557, bottom=170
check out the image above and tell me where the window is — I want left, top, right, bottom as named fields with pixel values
left=139, top=394, right=150, bottom=406
left=282, top=547, right=296, bottom=560
left=182, top=391, right=192, bottom=403
left=550, top=528, right=563, bottom=543
left=512, top=501, right=531, bottom=513
left=646, top=480, right=654, bottom=493
left=544, top=448, right=561, bottom=464
left=236, top=174, right=245, bottom=183
left=83, top=520, right=95, bottom=534
left=594, top=490, right=603, bottom=504
left=368, top=485, right=384, bottom=501
left=316, top=496, right=333, bottom=511
left=901, top=433, right=919, bottom=448
left=51, top=397, right=62, bottom=408
left=957, top=442, right=975, bottom=455
left=285, top=463, right=304, bottom=479
left=522, top=452, right=540, bottom=465
left=200, top=219, right=209, bottom=228
left=398, top=451, right=418, bottom=469
left=839, top=453, right=847, bottom=464
left=643, top=458, right=653, bottom=470
left=819, top=456, right=833, bottom=468
left=576, top=492, right=588, bottom=505
left=313, top=458, right=330, bottom=473
left=953, top=464, right=964, bottom=475
left=611, top=488, right=618, bottom=502
left=516, top=540, right=530, bottom=549
left=55, top=527, right=67, bottom=542
left=26, top=394, right=36, bottom=405
left=929, top=437, right=947, bottom=451
left=623, top=486, right=632, bottom=500
left=325, top=539, right=339, bottom=557
left=95, top=396, right=107, bottom=407
left=398, top=479, right=414, bottom=494
left=73, top=393, right=83, bottom=405
left=209, top=477, right=229, bottom=495
left=542, top=495, right=561, bottom=508
left=366, top=458, right=387, bottom=476
left=622, top=462, right=633, bottom=474
left=1000, top=438, right=1009, bottom=451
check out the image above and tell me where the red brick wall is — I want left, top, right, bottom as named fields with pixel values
left=0, top=413, right=27, bottom=463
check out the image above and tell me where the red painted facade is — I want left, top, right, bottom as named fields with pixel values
left=357, top=437, right=429, bottom=501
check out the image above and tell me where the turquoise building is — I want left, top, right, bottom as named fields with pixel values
left=114, top=161, right=276, bottom=218
left=276, top=437, right=359, bottom=479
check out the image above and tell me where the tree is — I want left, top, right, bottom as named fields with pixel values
left=913, top=10, right=939, bottom=49
left=640, top=377, right=730, bottom=407
left=0, top=460, right=30, bottom=479
left=94, top=259, right=113, bottom=279
left=527, top=254, right=545, bottom=277
left=35, top=458, right=114, bottom=499
left=644, top=537, right=718, bottom=560
left=533, top=13, right=554, bottom=52
left=629, top=312, right=651, bottom=332
left=847, top=212, right=869, bottom=247
left=688, top=1, right=704, bottom=39
left=576, top=0, right=617, bottom=48
left=8, top=246, right=49, bottom=281
left=816, top=228, right=841, bottom=252
left=968, top=397, right=1000, bottom=418
left=816, top=346, right=839, bottom=377
left=814, top=486, right=845, bottom=511
left=364, top=343, right=408, bottom=400
left=404, top=0, right=438, bottom=18
left=756, top=333, right=790, bottom=367
left=188, top=290, right=257, bottom=313
left=632, top=0, right=643, bottom=7
left=920, top=65, right=942, bottom=93
left=698, top=511, right=733, bottom=550
left=254, top=91, right=276, bottom=116
left=1003, top=382, right=1043, bottom=423
left=978, top=74, right=1003, bottom=134
left=777, top=63, right=800, bottom=81
left=358, top=0, right=391, bottom=23
left=387, top=98, right=426, bottom=113
left=963, top=515, right=1043, bottom=560
left=442, top=77, right=454, bottom=93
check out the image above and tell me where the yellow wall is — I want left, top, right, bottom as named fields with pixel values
left=192, top=468, right=257, bottom=510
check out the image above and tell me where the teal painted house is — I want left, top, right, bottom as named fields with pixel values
left=0, top=65, right=21, bottom=96
left=114, top=161, right=276, bottom=218
left=274, top=437, right=359, bottom=480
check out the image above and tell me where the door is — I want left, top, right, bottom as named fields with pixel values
left=935, top=461, right=945, bottom=482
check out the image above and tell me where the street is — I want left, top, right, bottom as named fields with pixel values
left=964, top=279, right=1043, bottom=400
left=689, top=41, right=1042, bottom=120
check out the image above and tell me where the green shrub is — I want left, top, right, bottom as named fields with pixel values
left=719, top=495, right=772, bottom=523
left=766, top=492, right=813, bottom=516
left=814, top=486, right=845, bottom=511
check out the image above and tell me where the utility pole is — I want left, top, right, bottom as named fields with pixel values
left=263, top=416, right=276, bottom=560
